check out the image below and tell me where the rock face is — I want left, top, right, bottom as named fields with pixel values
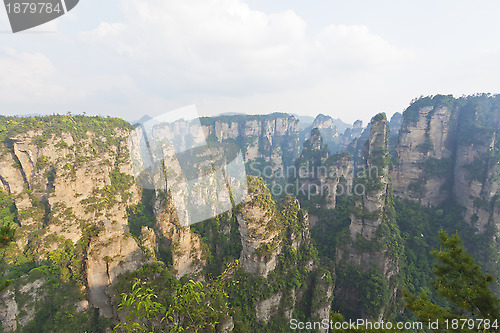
left=140, top=226, right=157, bottom=256
left=391, top=95, right=500, bottom=275
left=452, top=104, right=500, bottom=234
left=155, top=193, right=207, bottom=279
left=388, top=112, right=403, bottom=159
left=199, top=113, right=301, bottom=170
left=255, top=293, right=282, bottom=322
left=0, top=279, right=45, bottom=331
left=234, top=182, right=332, bottom=324
left=0, top=117, right=148, bottom=325
left=346, top=123, right=370, bottom=170
left=392, top=103, right=456, bottom=206
left=310, top=114, right=339, bottom=152
left=349, top=115, right=389, bottom=239
left=86, top=220, right=147, bottom=317
left=450, top=98, right=500, bottom=276
left=312, top=114, right=336, bottom=131
left=2, top=129, right=140, bottom=251
left=295, top=128, right=353, bottom=210
left=236, top=179, right=282, bottom=278
left=388, top=112, right=403, bottom=138
left=335, top=114, right=402, bottom=320
left=311, top=270, right=334, bottom=333
left=0, top=289, right=18, bottom=331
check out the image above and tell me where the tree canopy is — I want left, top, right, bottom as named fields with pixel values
left=405, top=230, right=499, bottom=331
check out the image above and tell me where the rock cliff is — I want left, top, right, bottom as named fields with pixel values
left=348, top=115, right=389, bottom=239
left=392, top=98, right=456, bottom=205
left=294, top=128, right=353, bottom=210
left=201, top=113, right=301, bottom=170
left=391, top=94, right=500, bottom=275
left=335, top=114, right=402, bottom=320
left=0, top=116, right=148, bottom=327
left=303, top=114, right=361, bottom=154
left=155, top=192, right=208, bottom=278
left=2, top=97, right=499, bottom=331
left=236, top=178, right=283, bottom=278
left=233, top=178, right=332, bottom=324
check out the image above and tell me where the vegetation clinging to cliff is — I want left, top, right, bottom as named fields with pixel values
left=0, top=114, right=132, bottom=148
left=403, top=94, right=457, bottom=123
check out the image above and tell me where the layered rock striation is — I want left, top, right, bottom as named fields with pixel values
left=391, top=95, right=500, bottom=273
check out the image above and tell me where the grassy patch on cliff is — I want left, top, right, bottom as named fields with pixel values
left=0, top=114, right=131, bottom=147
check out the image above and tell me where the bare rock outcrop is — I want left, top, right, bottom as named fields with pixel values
left=349, top=115, right=389, bottom=240
left=390, top=96, right=500, bottom=270
left=255, top=293, right=282, bottom=323
left=86, top=220, right=147, bottom=318
left=1, top=128, right=140, bottom=261
left=155, top=195, right=207, bottom=279
left=0, top=279, right=45, bottom=331
left=336, top=114, right=402, bottom=320
left=237, top=178, right=282, bottom=278
left=392, top=103, right=456, bottom=206
left=147, top=113, right=300, bottom=172
left=140, top=226, right=157, bottom=257
left=0, top=289, right=19, bottom=331
left=311, top=270, right=333, bottom=333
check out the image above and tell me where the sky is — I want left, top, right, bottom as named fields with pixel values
left=1, top=0, right=500, bottom=124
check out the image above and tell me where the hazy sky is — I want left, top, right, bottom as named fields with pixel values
left=1, top=0, right=500, bottom=124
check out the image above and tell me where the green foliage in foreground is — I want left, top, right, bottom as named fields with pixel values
left=114, top=263, right=234, bottom=333
left=405, top=230, right=499, bottom=331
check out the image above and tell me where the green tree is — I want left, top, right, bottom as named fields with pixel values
left=0, top=222, right=15, bottom=247
left=405, top=230, right=499, bottom=331
left=0, top=189, right=16, bottom=290
left=114, top=264, right=235, bottom=332
left=0, top=189, right=16, bottom=247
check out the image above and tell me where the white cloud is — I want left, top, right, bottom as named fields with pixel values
left=0, top=48, right=68, bottom=102
left=314, top=24, right=416, bottom=72
left=4, top=0, right=500, bottom=124
left=80, top=0, right=414, bottom=97
left=80, top=22, right=138, bottom=56
left=0, top=47, right=143, bottom=107
left=0, top=0, right=417, bottom=122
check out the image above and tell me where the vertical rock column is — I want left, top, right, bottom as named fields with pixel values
left=335, top=114, right=402, bottom=320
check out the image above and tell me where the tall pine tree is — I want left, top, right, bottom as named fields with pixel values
left=405, top=230, right=499, bottom=329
